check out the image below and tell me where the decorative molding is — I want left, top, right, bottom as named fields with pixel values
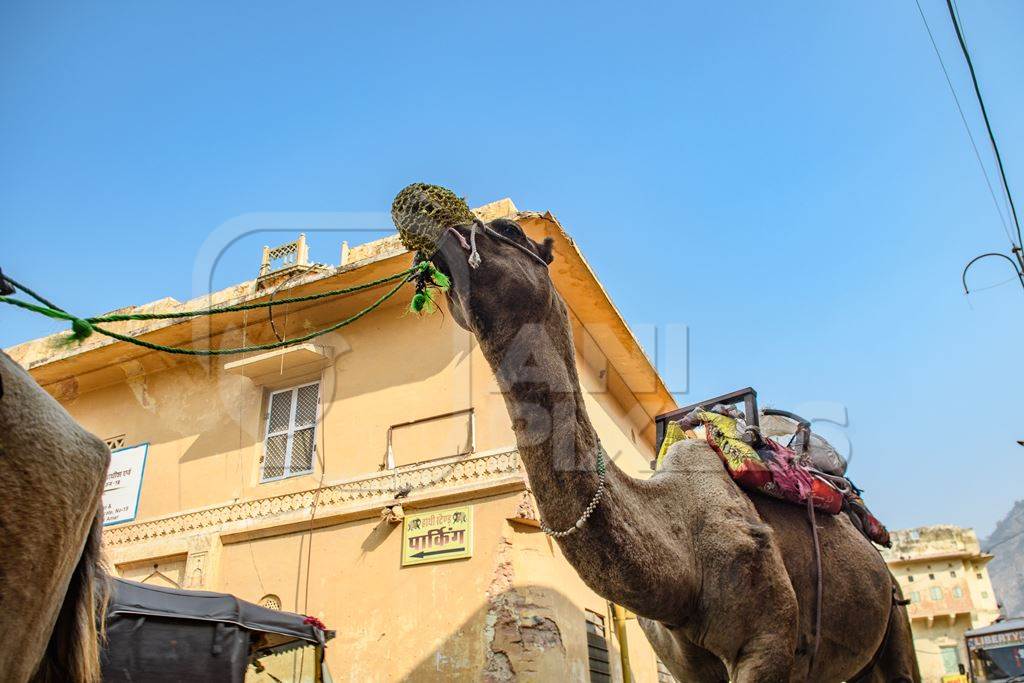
left=104, top=449, right=523, bottom=547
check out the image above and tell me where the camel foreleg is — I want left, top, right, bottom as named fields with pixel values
left=729, top=633, right=798, bottom=683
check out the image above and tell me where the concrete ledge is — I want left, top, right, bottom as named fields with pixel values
left=220, top=474, right=525, bottom=544
left=223, top=343, right=333, bottom=388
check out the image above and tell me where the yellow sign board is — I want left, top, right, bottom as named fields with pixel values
left=401, top=506, right=473, bottom=566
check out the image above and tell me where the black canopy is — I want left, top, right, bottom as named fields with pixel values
left=103, top=578, right=333, bottom=683
left=108, top=578, right=329, bottom=651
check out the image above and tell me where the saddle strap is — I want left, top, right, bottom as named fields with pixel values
left=807, top=496, right=823, bottom=680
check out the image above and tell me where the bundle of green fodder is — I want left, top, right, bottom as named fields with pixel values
left=391, top=183, right=475, bottom=257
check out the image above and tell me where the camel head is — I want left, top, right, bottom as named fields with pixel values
left=392, top=183, right=555, bottom=339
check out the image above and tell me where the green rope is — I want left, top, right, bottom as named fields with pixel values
left=0, top=296, right=79, bottom=323
left=90, top=265, right=424, bottom=323
left=86, top=276, right=412, bottom=356
left=0, top=273, right=67, bottom=312
left=0, top=260, right=449, bottom=356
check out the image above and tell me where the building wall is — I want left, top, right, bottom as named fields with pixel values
left=21, top=267, right=668, bottom=681
left=884, top=525, right=1001, bottom=683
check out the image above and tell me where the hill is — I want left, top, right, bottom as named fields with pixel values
left=985, top=499, right=1024, bottom=619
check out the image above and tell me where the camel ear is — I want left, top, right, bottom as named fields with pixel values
left=539, top=237, right=555, bottom=264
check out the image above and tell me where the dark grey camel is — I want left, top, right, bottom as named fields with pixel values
left=422, top=216, right=919, bottom=682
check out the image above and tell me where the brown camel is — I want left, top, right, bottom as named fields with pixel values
left=0, top=350, right=109, bottom=682
left=394, top=190, right=919, bottom=681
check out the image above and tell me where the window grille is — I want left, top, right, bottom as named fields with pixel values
left=259, top=594, right=282, bottom=610
left=259, top=234, right=308, bottom=277
left=267, top=243, right=298, bottom=271
left=105, top=434, right=126, bottom=450
left=261, top=382, right=319, bottom=482
left=930, top=586, right=942, bottom=600
left=585, top=610, right=611, bottom=683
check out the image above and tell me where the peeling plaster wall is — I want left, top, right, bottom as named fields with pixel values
left=216, top=493, right=600, bottom=682
left=483, top=536, right=567, bottom=682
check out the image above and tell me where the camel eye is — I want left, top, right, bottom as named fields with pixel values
left=495, top=221, right=524, bottom=238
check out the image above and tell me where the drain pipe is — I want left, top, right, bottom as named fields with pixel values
left=611, top=603, right=632, bottom=683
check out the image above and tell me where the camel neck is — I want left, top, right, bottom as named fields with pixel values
left=476, top=296, right=604, bottom=527
left=471, top=293, right=697, bottom=622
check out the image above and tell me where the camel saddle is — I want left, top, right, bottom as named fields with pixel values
left=657, top=407, right=891, bottom=547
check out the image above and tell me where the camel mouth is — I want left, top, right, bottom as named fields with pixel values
left=431, top=225, right=479, bottom=279
left=429, top=227, right=474, bottom=330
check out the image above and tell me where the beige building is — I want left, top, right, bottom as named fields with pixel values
left=882, top=525, right=1002, bottom=683
left=7, top=200, right=680, bottom=682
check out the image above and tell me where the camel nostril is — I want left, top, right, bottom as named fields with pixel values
left=445, top=227, right=471, bottom=252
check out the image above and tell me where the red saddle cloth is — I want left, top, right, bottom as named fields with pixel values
left=658, top=410, right=890, bottom=547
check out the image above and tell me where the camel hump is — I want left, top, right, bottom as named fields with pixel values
left=658, top=437, right=722, bottom=474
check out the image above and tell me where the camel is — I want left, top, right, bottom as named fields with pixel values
left=0, top=350, right=109, bottom=682
left=393, top=185, right=919, bottom=682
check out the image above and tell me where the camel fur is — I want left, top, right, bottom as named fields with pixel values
left=0, top=351, right=109, bottom=683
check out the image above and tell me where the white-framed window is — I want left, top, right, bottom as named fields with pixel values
left=260, top=381, right=319, bottom=482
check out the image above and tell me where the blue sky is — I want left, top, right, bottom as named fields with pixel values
left=2, top=1, right=1021, bottom=536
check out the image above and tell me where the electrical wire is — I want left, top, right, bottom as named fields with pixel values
left=944, top=0, right=1022, bottom=249
left=913, top=0, right=1014, bottom=246
left=966, top=275, right=1018, bottom=293
left=952, top=0, right=1018, bottom=237
left=296, top=368, right=329, bottom=683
